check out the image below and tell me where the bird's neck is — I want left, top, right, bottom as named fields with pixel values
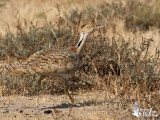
left=76, top=34, right=88, bottom=55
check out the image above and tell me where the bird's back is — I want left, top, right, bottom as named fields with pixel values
left=9, top=47, right=80, bottom=76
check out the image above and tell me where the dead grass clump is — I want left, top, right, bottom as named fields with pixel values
left=125, top=0, right=160, bottom=30
left=84, top=0, right=160, bottom=31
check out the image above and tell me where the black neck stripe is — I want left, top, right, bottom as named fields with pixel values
left=78, top=39, right=83, bottom=47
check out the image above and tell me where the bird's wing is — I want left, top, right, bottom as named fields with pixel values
left=9, top=48, right=79, bottom=76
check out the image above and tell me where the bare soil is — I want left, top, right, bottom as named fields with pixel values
left=0, top=91, right=136, bottom=120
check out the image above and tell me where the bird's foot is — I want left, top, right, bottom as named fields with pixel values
left=68, top=98, right=74, bottom=116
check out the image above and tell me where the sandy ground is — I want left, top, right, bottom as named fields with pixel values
left=0, top=91, right=138, bottom=120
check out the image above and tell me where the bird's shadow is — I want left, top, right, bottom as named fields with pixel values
left=40, top=100, right=104, bottom=110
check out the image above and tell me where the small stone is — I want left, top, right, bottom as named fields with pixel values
left=3, top=110, right=9, bottom=113
left=44, top=110, right=52, bottom=114
left=19, top=110, right=23, bottom=113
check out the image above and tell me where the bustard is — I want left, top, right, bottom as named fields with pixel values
left=8, top=23, right=104, bottom=113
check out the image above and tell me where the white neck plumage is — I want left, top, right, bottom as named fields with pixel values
left=76, top=32, right=89, bottom=55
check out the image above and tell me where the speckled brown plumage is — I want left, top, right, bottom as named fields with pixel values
left=9, top=48, right=79, bottom=76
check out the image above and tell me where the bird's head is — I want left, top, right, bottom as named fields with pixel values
left=81, top=23, right=104, bottom=35
left=77, top=23, right=104, bottom=47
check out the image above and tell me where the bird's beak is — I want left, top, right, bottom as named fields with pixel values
left=95, top=25, right=105, bottom=29
left=92, top=25, right=104, bottom=33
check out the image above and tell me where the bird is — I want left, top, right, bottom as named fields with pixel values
left=8, top=23, right=104, bottom=114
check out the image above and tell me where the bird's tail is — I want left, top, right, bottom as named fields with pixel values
left=8, top=70, right=25, bottom=76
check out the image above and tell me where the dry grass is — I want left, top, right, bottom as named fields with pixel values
left=0, top=0, right=159, bottom=119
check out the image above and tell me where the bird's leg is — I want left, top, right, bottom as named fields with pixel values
left=37, top=75, right=46, bottom=96
left=36, top=75, right=45, bottom=108
left=63, top=79, right=74, bottom=115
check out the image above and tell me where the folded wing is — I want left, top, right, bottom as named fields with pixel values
left=8, top=48, right=79, bottom=76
